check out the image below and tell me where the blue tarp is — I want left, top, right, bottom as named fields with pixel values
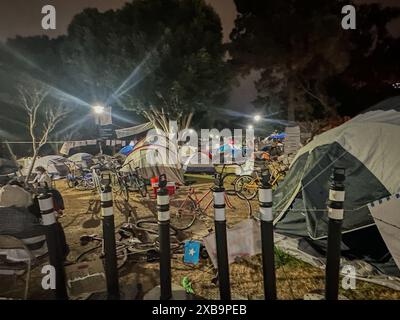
left=270, top=133, right=287, bottom=140
left=119, top=145, right=134, bottom=156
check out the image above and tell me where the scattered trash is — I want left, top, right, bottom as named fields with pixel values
left=181, top=276, right=194, bottom=294
left=183, top=240, right=201, bottom=265
left=65, top=259, right=106, bottom=299
left=203, top=219, right=261, bottom=268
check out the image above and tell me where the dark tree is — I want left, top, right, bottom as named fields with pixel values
left=60, top=0, right=232, bottom=132
left=230, top=0, right=351, bottom=122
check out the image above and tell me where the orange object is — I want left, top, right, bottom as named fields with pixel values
left=150, top=176, right=159, bottom=187
left=151, top=182, right=176, bottom=198
left=261, top=152, right=271, bottom=160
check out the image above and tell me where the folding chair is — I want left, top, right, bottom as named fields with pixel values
left=0, top=235, right=35, bottom=300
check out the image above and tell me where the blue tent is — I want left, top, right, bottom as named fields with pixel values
left=119, top=145, right=134, bottom=156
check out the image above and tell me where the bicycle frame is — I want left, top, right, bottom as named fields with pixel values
left=177, top=187, right=234, bottom=213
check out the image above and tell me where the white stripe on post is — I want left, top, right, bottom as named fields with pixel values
left=42, top=212, right=57, bottom=226
left=213, top=191, right=224, bottom=206
left=102, top=206, right=114, bottom=217
left=328, top=208, right=344, bottom=220
left=158, top=211, right=170, bottom=221
left=214, top=208, right=225, bottom=221
left=39, top=197, right=53, bottom=211
left=157, top=194, right=169, bottom=206
left=259, top=188, right=272, bottom=203
left=260, top=207, right=273, bottom=222
left=329, top=190, right=345, bottom=202
left=101, top=192, right=113, bottom=202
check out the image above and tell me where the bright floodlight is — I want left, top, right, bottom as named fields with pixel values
left=93, top=105, right=105, bottom=114
left=254, top=114, right=261, bottom=122
left=247, top=125, right=254, bottom=130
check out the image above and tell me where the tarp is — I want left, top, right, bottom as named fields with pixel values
left=19, top=155, right=69, bottom=177
left=368, top=194, right=400, bottom=271
left=115, top=122, right=154, bottom=139
left=68, top=153, right=94, bottom=169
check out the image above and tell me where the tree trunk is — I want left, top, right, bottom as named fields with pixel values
left=25, top=150, right=39, bottom=185
left=288, top=80, right=296, bottom=122
left=184, top=112, right=194, bottom=129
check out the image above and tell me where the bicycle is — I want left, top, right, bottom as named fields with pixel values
left=107, top=159, right=130, bottom=202
left=123, top=163, right=148, bottom=198
left=169, top=165, right=252, bottom=231
left=234, top=160, right=288, bottom=200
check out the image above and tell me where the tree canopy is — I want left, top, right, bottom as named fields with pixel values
left=229, top=0, right=400, bottom=121
left=1, top=0, right=232, bottom=138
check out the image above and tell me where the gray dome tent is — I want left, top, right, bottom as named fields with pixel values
left=273, top=96, right=400, bottom=272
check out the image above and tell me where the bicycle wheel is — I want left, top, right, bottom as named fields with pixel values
left=135, top=220, right=178, bottom=237
left=224, top=190, right=253, bottom=219
left=234, top=175, right=258, bottom=200
left=169, top=197, right=197, bottom=231
left=222, top=173, right=238, bottom=191
left=137, top=178, right=148, bottom=198
left=110, top=174, right=127, bottom=201
left=77, top=244, right=127, bottom=269
left=75, top=179, right=95, bottom=191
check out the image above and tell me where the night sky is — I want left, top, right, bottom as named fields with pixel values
left=0, top=0, right=399, bottom=111
left=0, top=0, right=236, bottom=42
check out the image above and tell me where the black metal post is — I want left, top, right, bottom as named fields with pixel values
left=325, top=167, right=346, bottom=301
left=259, top=178, right=277, bottom=300
left=38, top=193, right=68, bottom=300
left=101, top=184, right=120, bottom=300
left=213, top=186, right=231, bottom=300
left=157, top=175, right=172, bottom=300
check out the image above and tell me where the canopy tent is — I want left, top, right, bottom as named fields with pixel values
left=115, top=122, right=154, bottom=139
left=68, top=153, right=94, bottom=169
left=19, top=155, right=69, bottom=178
left=273, top=96, right=400, bottom=274
left=121, top=135, right=185, bottom=184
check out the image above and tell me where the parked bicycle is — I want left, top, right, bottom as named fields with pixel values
left=124, top=163, right=147, bottom=198
left=234, top=160, right=288, bottom=200
left=169, top=164, right=252, bottom=231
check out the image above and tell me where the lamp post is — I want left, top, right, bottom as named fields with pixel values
left=92, top=105, right=105, bottom=154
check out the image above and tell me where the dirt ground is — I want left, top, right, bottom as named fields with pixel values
left=1, top=179, right=400, bottom=300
